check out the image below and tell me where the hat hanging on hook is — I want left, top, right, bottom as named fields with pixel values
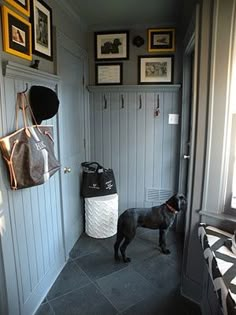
left=29, top=85, right=59, bottom=124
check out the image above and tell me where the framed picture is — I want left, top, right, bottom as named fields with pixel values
left=138, top=56, right=174, bottom=84
left=31, top=0, right=53, bottom=60
left=5, top=0, right=30, bottom=16
left=1, top=6, right=32, bottom=60
left=96, top=63, right=123, bottom=85
left=95, top=31, right=129, bottom=61
left=148, top=28, right=175, bottom=52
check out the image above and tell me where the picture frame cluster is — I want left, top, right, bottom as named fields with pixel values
left=1, top=0, right=53, bottom=61
left=95, top=28, right=175, bottom=85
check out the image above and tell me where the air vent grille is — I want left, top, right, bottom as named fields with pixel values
left=145, top=188, right=173, bottom=205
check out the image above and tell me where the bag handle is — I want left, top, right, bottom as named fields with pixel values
left=81, top=162, right=103, bottom=172
left=15, top=92, right=47, bottom=137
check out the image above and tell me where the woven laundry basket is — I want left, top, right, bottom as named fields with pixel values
left=85, top=193, right=118, bottom=238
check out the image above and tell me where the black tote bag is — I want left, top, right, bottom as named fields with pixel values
left=81, top=162, right=117, bottom=198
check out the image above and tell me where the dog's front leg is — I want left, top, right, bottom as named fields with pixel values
left=159, top=229, right=170, bottom=254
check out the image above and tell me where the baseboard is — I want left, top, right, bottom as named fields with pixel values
left=181, top=273, right=202, bottom=305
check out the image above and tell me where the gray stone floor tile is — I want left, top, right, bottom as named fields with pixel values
left=35, top=229, right=201, bottom=315
left=75, top=247, right=127, bottom=280
left=35, top=303, right=54, bottom=315
left=95, top=267, right=156, bottom=312
left=69, top=233, right=105, bottom=260
left=47, top=261, right=91, bottom=301
left=132, top=253, right=181, bottom=292
left=50, top=283, right=117, bottom=315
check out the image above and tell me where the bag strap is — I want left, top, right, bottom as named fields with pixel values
left=81, top=162, right=103, bottom=172
left=15, top=92, right=43, bottom=136
left=3, top=139, right=19, bottom=189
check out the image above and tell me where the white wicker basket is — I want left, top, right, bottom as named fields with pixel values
left=85, top=193, right=118, bottom=238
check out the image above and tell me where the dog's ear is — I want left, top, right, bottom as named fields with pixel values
left=166, top=194, right=179, bottom=211
left=167, top=194, right=187, bottom=212
left=177, top=194, right=187, bottom=211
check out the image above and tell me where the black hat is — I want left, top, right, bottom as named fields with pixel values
left=29, top=85, right=59, bottom=124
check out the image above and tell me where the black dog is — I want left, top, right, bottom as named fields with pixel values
left=114, top=194, right=186, bottom=263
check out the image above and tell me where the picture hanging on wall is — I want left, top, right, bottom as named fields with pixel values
left=148, top=28, right=175, bottom=52
left=5, top=0, right=30, bottom=16
left=95, top=31, right=129, bottom=61
left=31, top=0, right=53, bottom=60
left=96, top=63, right=123, bottom=85
left=1, top=5, right=32, bottom=60
left=138, top=55, right=174, bottom=84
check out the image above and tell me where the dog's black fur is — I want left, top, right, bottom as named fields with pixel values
left=114, top=194, right=186, bottom=263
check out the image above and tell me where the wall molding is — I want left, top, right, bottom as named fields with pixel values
left=3, top=61, right=60, bottom=84
left=88, top=84, right=181, bottom=93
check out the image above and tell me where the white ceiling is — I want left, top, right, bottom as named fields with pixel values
left=66, top=0, right=185, bottom=30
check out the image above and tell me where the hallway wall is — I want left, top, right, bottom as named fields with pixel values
left=0, top=0, right=87, bottom=74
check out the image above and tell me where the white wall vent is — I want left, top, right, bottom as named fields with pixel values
left=145, top=188, right=173, bottom=205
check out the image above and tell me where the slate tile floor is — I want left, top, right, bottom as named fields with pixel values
left=36, top=229, right=202, bottom=315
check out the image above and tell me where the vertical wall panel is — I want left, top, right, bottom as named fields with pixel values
left=30, top=188, right=44, bottom=281
left=136, top=93, right=146, bottom=208
left=102, top=93, right=111, bottom=167
left=89, top=86, right=181, bottom=212
left=162, top=92, right=173, bottom=190
left=0, top=63, right=65, bottom=315
left=127, top=93, right=137, bottom=209
left=154, top=92, right=164, bottom=190
left=94, top=94, right=103, bottom=163
left=119, top=93, right=128, bottom=211
left=110, top=93, right=120, bottom=191
left=144, top=92, right=155, bottom=208
left=90, top=93, right=95, bottom=160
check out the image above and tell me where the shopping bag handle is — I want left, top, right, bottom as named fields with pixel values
left=81, top=162, right=103, bottom=172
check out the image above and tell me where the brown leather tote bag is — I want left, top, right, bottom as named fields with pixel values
left=0, top=92, right=60, bottom=190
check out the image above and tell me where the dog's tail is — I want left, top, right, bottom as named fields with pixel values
left=116, top=215, right=124, bottom=238
left=114, top=215, right=125, bottom=259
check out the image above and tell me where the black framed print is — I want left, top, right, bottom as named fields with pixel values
left=148, top=28, right=175, bottom=52
left=96, top=63, right=123, bottom=85
left=138, top=55, right=174, bottom=84
left=1, top=5, right=32, bottom=60
left=31, top=0, right=53, bottom=60
left=95, top=31, right=129, bottom=61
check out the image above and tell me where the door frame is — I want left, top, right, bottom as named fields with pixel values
left=177, top=5, right=200, bottom=235
left=56, top=31, right=90, bottom=258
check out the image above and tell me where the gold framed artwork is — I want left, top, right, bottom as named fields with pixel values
left=148, top=28, right=175, bottom=53
left=5, top=0, right=30, bottom=17
left=1, top=6, right=32, bottom=60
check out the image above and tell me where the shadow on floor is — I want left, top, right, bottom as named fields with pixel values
left=35, top=229, right=201, bottom=315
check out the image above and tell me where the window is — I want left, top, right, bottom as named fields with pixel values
left=225, top=42, right=236, bottom=212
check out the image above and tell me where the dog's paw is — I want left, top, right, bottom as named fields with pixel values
left=123, top=257, right=131, bottom=263
left=162, top=248, right=171, bottom=255
left=114, top=255, right=121, bottom=261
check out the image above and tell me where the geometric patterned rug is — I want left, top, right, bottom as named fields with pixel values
left=198, top=223, right=236, bottom=315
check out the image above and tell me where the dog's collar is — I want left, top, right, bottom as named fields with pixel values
left=166, top=203, right=177, bottom=214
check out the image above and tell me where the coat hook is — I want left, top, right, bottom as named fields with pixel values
left=121, top=94, right=124, bottom=109
left=21, top=83, right=28, bottom=94
left=155, top=94, right=160, bottom=117
left=139, top=95, right=142, bottom=109
left=104, top=95, right=107, bottom=109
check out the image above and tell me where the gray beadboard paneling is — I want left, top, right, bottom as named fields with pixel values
left=89, top=86, right=181, bottom=213
left=127, top=92, right=137, bottom=208
left=0, top=63, right=65, bottom=315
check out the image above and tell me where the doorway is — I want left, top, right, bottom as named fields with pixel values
left=57, top=32, right=88, bottom=258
